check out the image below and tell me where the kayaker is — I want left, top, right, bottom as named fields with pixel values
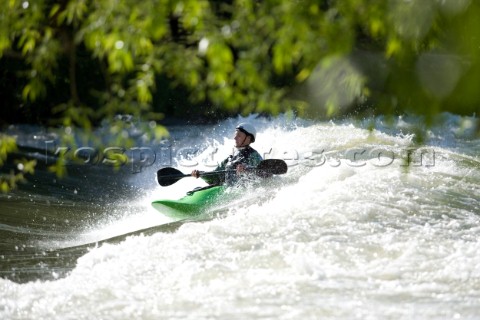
left=191, top=123, right=263, bottom=185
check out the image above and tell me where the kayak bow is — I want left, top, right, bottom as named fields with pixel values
left=151, top=185, right=225, bottom=218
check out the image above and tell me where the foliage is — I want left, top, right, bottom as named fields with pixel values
left=1, top=0, right=479, bottom=191
left=0, top=134, right=37, bottom=191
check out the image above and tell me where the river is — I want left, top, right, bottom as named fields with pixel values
left=1, top=113, right=479, bottom=319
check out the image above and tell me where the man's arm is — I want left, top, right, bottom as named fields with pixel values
left=200, top=159, right=228, bottom=185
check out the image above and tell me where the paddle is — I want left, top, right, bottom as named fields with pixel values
left=156, top=159, right=288, bottom=187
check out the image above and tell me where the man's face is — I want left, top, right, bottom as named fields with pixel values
left=234, top=129, right=249, bottom=147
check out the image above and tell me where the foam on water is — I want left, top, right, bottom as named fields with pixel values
left=1, top=114, right=479, bottom=319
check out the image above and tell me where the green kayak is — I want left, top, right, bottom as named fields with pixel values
left=152, top=159, right=288, bottom=218
left=152, top=185, right=225, bottom=218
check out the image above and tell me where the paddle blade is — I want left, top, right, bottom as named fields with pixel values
left=256, top=159, right=288, bottom=176
left=157, top=167, right=186, bottom=187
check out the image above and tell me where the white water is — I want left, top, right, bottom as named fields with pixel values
left=1, top=114, right=479, bottom=319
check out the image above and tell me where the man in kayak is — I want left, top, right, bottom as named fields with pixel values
left=191, top=123, right=263, bottom=186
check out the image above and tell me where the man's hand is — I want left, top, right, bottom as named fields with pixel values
left=191, top=170, right=200, bottom=178
left=236, top=164, right=246, bottom=174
